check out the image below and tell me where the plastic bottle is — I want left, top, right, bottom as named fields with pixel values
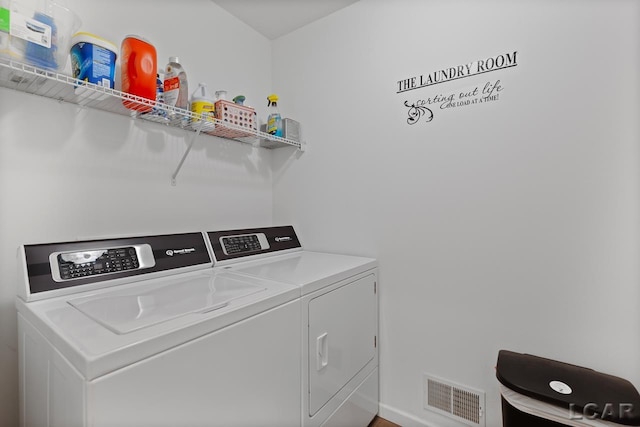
left=148, top=73, right=168, bottom=122
left=190, top=83, right=215, bottom=130
left=120, top=35, right=157, bottom=112
left=163, top=57, right=189, bottom=121
left=266, top=94, right=282, bottom=137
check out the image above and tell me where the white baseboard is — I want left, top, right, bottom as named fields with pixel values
left=379, top=402, right=474, bottom=427
left=379, top=403, right=437, bottom=427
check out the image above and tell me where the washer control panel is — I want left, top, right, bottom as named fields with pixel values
left=220, top=233, right=270, bottom=255
left=50, top=244, right=155, bottom=282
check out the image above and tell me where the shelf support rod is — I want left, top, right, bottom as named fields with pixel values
left=171, top=125, right=202, bottom=186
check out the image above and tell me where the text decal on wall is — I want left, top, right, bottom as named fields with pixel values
left=397, top=51, right=517, bottom=94
left=398, top=51, right=518, bottom=124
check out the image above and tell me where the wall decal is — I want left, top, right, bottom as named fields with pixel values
left=405, top=80, right=503, bottom=125
left=396, top=51, right=517, bottom=94
left=405, top=101, right=433, bottom=125
left=398, top=51, right=517, bottom=124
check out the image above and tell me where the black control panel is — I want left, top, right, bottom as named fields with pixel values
left=208, top=226, right=301, bottom=262
left=22, top=232, right=211, bottom=297
left=221, top=235, right=261, bottom=255
left=58, top=247, right=139, bottom=280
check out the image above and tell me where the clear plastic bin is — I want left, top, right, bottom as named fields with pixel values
left=0, top=0, right=81, bottom=72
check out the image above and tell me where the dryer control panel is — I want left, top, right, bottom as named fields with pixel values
left=208, top=226, right=302, bottom=263
left=220, top=233, right=270, bottom=255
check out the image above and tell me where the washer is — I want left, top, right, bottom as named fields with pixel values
left=16, top=232, right=302, bottom=427
left=208, top=226, right=379, bottom=427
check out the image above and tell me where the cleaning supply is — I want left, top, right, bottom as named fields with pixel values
left=266, top=94, right=282, bottom=137
left=190, top=82, right=215, bottom=130
left=70, top=32, right=117, bottom=93
left=143, top=73, right=168, bottom=122
left=21, top=2, right=81, bottom=71
left=0, top=1, right=9, bottom=55
left=120, top=35, right=156, bottom=112
left=163, top=56, right=188, bottom=110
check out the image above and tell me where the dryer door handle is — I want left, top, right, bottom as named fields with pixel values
left=316, top=332, right=329, bottom=371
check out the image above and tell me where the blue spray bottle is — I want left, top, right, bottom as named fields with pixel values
left=267, top=94, right=282, bottom=137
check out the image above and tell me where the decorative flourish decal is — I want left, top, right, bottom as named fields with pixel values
left=404, top=100, right=433, bottom=125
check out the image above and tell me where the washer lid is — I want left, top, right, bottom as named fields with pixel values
left=68, top=273, right=265, bottom=334
left=222, top=251, right=377, bottom=295
left=16, top=269, right=299, bottom=380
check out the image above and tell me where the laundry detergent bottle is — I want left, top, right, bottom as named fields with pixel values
left=120, top=35, right=157, bottom=112
left=163, top=56, right=189, bottom=125
left=266, top=94, right=282, bottom=137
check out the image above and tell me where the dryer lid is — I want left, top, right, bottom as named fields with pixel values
left=222, top=251, right=377, bottom=295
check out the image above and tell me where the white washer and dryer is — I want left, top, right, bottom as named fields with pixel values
left=16, top=231, right=301, bottom=427
left=209, top=226, right=379, bottom=427
left=16, top=226, right=378, bottom=427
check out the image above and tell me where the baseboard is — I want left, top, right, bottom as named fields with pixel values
left=378, top=403, right=438, bottom=427
left=379, top=402, right=478, bottom=427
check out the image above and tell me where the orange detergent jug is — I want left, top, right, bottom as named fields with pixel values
left=120, top=36, right=157, bottom=112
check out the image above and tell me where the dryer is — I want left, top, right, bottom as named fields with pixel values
left=207, top=226, right=379, bottom=427
left=16, top=232, right=302, bottom=427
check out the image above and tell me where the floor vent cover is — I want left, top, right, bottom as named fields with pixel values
left=424, top=374, right=485, bottom=427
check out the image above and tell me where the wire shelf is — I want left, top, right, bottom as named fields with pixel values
left=0, top=57, right=304, bottom=151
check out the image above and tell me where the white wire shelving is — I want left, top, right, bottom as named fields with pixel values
left=0, top=57, right=305, bottom=183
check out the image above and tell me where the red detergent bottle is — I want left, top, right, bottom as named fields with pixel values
left=120, top=35, right=156, bottom=112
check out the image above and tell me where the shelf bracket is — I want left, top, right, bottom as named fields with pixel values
left=171, top=125, right=203, bottom=186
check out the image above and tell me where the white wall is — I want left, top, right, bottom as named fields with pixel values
left=0, top=1, right=274, bottom=425
left=272, top=0, right=640, bottom=426
left=2, top=1, right=639, bottom=426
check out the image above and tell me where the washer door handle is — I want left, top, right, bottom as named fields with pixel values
left=317, top=332, right=329, bottom=371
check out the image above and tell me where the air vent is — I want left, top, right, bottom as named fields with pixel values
left=424, top=374, right=485, bottom=427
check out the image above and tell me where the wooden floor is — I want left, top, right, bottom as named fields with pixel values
left=368, top=416, right=401, bottom=427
